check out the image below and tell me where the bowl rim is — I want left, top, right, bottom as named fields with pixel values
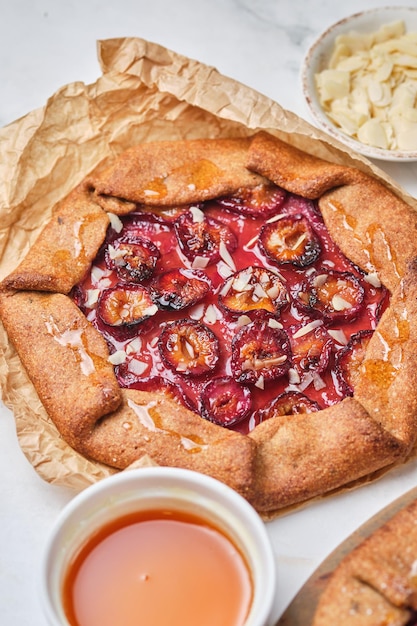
left=39, top=466, right=277, bottom=626
left=301, top=6, right=417, bottom=162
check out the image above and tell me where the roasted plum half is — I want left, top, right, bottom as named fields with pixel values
left=290, top=323, right=334, bottom=374
left=335, top=329, right=373, bottom=395
left=97, top=284, right=158, bottom=327
left=257, top=390, right=321, bottom=420
left=217, top=183, right=287, bottom=218
left=259, top=214, right=321, bottom=267
left=231, top=317, right=292, bottom=385
left=158, top=319, right=220, bottom=376
left=295, top=270, right=365, bottom=322
left=199, top=376, right=252, bottom=427
left=173, top=209, right=237, bottom=265
left=150, top=268, right=211, bottom=311
left=218, top=266, right=288, bottom=317
left=105, top=235, right=160, bottom=282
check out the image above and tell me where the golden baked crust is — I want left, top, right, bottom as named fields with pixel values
left=312, top=498, right=417, bottom=625
left=1, top=184, right=110, bottom=294
left=2, top=131, right=417, bottom=515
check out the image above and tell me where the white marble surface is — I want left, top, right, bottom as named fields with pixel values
left=2, top=0, right=417, bottom=624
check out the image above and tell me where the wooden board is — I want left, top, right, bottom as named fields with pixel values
left=276, top=486, right=417, bottom=625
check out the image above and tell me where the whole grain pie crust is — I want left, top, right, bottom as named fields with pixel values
left=1, top=131, right=417, bottom=518
left=312, top=497, right=417, bottom=626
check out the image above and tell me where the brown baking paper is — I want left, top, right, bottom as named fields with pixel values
left=1, top=36, right=417, bottom=494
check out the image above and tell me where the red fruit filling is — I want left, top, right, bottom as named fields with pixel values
left=217, top=183, right=287, bottom=218
left=71, top=185, right=389, bottom=435
left=259, top=214, right=321, bottom=267
left=257, top=391, right=321, bottom=420
left=174, top=209, right=237, bottom=264
left=218, top=266, right=288, bottom=317
left=335, top=329, right=373, bottom=396
left=200, top=376, right=252, bottom=427
left=97, top=284, right=157, bottom=327
left=295, top=270, right=365, bottom=322
left=231, top=317, right=292, bottom=385
left=105, top=235, right=160, bottom=282
left=158, top=319, right=219, bottom=377
left=150, top=268, right=211, bottom=310
left=290, top=324, right=333, bottom=374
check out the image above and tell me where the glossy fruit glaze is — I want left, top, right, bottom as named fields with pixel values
left=71, top=184, right=388, bottom=433
left=62, top=509, right=252, bottom=626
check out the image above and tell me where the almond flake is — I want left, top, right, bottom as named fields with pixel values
left=184, top=340, right=195, bottom=359
left=85, top=289, right=100, bottom=308
left=268, top=318, right=283, bottom=329
left=232, top=268, right=253, bottom=292
left=219, top=280, right=232, bottom=297
left=288, top=367, right=301, bottom=384
left=189, top=205, right=205, bottom=223
left=217, top=261, right=234, bottom=279
left=291, top=233, right=307, bottom=250
left=266, top=284, right=280, bottom=300
left=126, top=337, right=142, bottom=354
left=248, top=355, right=287, bottom=371
left=127, top=359, right=148, bottom=376
left=332, top=294, right=352, bottom=311
left=203, top=304, right=218, bottom=325
left=91, top=265, right=109, bottom=284
left=292, top=319, right=323, bottom=339
left=108, top=350, right=127, bottom=365
left=219, top=240, right=236, bottom=271
left=107, top=212, right=123, bottom=233
left=255, top=375, right=265, bottom=389
left=327, top=329, right=348, bottom=345
left=253, top=283, right=268, bottom=300
left=108, top=244, right=127, bottom=260
left=298, top=372, right=314, bottom=391
left=364, top=272, right=381, bottom=288
left=244, top=234, right=259, bottom=249
left=192, top=255, right=210, bottom=269
left=189, top=303, right=205, bottom=320
left=265, top=213, right=287, bottom=224
left=236, top=314, right=252, bottom=327
left=312, top=371, right=326, bottom=390
left=313, top=273, right=328, bottom=287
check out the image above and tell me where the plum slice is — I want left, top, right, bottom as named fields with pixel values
left=200, top=376, right=252, bottom=427
left=295, top=270, right=365, bottom=322
left=217, top=183, right=287, bottom=218
left=259, top=214, right=321, bottom=267
left=150, top=268, right=211, bottom=311
left=218, top=266, right=288, bottom=316
left=291, top=324, right=333, bottom=374
left=258, top=391, right=321, bottom=420
left=173, top=210, right=237, bottom=264
left=97, top=284, right=158, bottom=327
left=335, top=329, right=373, bottom=395
left=105, top=235, right=160, bottom=282
left=158, top=319, right=219, bottom=376
left=231, top=317, right=292, bottom=384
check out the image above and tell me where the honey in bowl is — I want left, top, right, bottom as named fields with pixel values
left=62, top=508, right=253, bottom=626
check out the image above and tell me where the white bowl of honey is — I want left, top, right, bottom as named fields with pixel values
left=40, top=466, right=276, bottom=626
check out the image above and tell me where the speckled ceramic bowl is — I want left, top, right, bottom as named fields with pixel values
left=302, top=7, right=417, bottom=161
